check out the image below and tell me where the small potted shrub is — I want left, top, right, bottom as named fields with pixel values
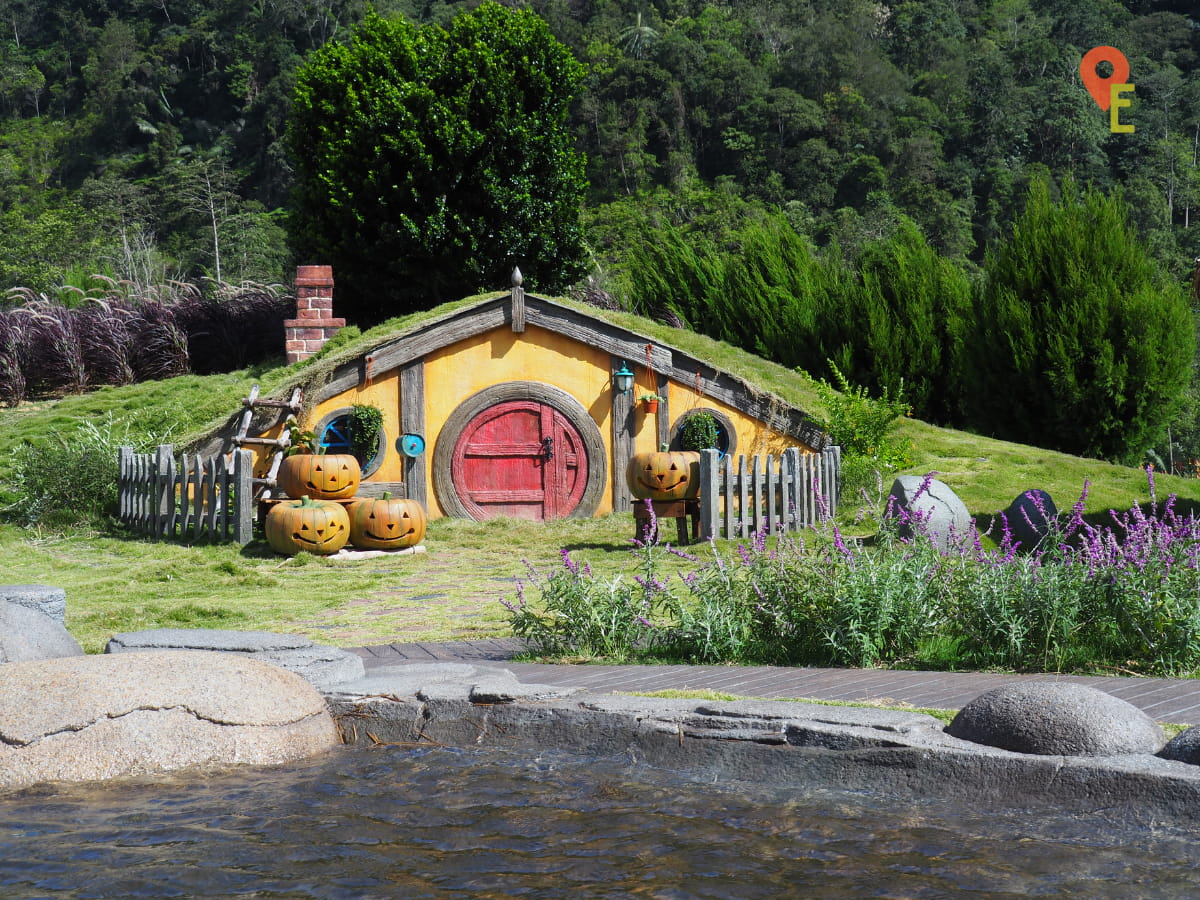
left=348, top=403, right=384, bottom=465
left=640, top=392, right=663, bottom=414
left=680, top=412, right=719, bottom=452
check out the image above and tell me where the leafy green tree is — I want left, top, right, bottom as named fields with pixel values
left=288, top=3, right=588, bottom=323
left=0, top=201, right=106, bottom=292
left=967, top=179, right=1194, bottom=462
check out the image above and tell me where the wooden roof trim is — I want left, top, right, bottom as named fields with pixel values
left=308, top=293, right=825, bottom=446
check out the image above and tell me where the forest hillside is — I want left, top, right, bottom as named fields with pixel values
left=1, top=0, right=1198, bottom=465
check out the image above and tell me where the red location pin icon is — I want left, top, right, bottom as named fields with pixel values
left=1080, top=46, right=1130, bottom=111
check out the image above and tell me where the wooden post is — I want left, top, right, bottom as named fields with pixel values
left=611, top=354, right=635, bottom=512
left=510, top=267, right=525, bottom=332
left=191, top=454, right=205, bottom=541
left=748, top=455, right=760, bottom=535
left=729, top=453, right=739, bottom=540
left=119, top=447, right=132, bottom=523
left=167, top=453, right=182, bottom=538
left=801, top=450, right=813, bottom=528
left=400, top=360, right=428, bottom=509
left=782, top=447, right=799, bottom=532
left=826, top=445, right=841, bottom=519
left=233, top=449, right=254, bottom=543
left=699, top=449, right=719, bottom=540
left=655, top=371, right=670, bottom=449
left=765, top=454, right=777, bottom=534
left=153, top=445, right=174, bottom=537
left=205, top=455, right=219, bottom=537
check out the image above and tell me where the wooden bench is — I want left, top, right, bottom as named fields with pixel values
left=632, top=499, right=701, bottom=545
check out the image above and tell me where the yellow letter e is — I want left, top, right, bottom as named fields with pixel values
left=1110, top=84, right=1134, bottom=133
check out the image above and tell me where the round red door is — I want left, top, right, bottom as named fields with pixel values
left=450, top=399, right=589, bottom=521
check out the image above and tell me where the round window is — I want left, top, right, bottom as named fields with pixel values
left=315, top=408, right=387, bottom=478
left=671, top=408, right=737, bottom=458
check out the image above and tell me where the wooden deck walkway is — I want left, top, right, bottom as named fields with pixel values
left=353, top=640, right=1200, bottom=725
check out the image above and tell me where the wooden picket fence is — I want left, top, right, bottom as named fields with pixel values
left=697, top=446, right=840, bottom=540
left=118, top=445, right=254, bottom=543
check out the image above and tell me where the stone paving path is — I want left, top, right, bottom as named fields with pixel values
left=352, top=639, right=1200, bottom=725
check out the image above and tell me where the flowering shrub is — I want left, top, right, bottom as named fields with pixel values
left=502, top=472, right=1200, bottom=675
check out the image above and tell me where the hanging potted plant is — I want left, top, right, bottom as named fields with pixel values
left=680, top=412, right=720, bottom=452
left=348, top=403, right=384, bottom=466
left=640, top=392, right=663, bottom=414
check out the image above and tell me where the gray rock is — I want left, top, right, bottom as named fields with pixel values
left=946, top=682, right=1164, bottom=756
left=105, top=629, right=364, bottom=688
left=1003, top=489, right=1058, bottom=551
left=323, top=662, right=579, bottom=704
left=0, top=585, right=66, bottom=624
left=1159, top=727, right=1200, bottom=765
left=0, top=601, right=84, bottom=663
left=0, top=651, right=340, bottom=789
left=885, top=475, right=974, bottom=551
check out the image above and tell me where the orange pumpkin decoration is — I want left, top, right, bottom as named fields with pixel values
left=349, top=492, right=427, bottom=550
left=265, top=496, right=350, bottom=556
left=626, top=450, right=700, bottom=501
left=278, top=453, right=361, bottom=501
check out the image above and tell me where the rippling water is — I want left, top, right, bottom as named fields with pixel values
left=1, top=745, right=1198, bottom=899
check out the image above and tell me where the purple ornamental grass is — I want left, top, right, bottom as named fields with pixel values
left=501, top=467, right=1200, bottom=673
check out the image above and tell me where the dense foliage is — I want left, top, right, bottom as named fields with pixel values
left=288, top=3, right=588, bottom=323
left=622, top=184, right=1194, bottom=464
left=969, top=179, right=1195, bottom=462
left=1, top=0, right=1198, bottom=460
left=4, top=1, right=1196, bottom=290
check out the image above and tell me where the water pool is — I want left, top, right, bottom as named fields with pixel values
left=1, top=745, right=1197, bottom=898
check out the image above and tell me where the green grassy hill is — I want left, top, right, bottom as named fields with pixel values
left=1, top=296, right=1196, bottom=655
left=1, top=293, right=1193, bottom=521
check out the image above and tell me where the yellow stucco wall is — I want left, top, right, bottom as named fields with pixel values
left=266, top=322, right=806, bottom=519
left=422, top=324, right=613, bottom=516
left=304, top=368, right=405, bottom=482
left=661, top=381, right=799, bottom=459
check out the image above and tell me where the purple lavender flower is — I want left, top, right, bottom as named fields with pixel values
left=560, top=547, right=579, bottom=575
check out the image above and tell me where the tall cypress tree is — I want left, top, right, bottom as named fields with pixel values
left=850, top=220, right=974, bottom=424
left=967, top=179, right=1194, bottom=462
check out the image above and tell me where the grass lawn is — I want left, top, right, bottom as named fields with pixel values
left=5, top=443, right=1195, bottom=657
left=0, top=513, right=687, bottom=653
left=3, top=300, right=1200, bottom=657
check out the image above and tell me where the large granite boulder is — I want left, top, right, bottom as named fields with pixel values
left=105, top=629, right=364, bottom=689
left=0, top=651, right=340, bottom=789
left=1159, top=727, right=1200, bottom=765
left=0, top=601, right=84, bottom=663
left=0, top=585, right=66, bottom=624
left=884, top=475, right=974, bottom=552
left=1003, top=489, right=1058, bottom=551
left=946, top=682, right=1163, bottom=757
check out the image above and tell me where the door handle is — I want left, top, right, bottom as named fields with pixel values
left=541, top=436, right=554, bottom=461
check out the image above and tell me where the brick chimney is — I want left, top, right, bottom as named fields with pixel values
left=285, top=265, right=345, bottom=364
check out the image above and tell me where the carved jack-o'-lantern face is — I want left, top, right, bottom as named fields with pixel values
left=279, top=453, right=361, bottom=501
left=349, top=492, right=427, bottom=551
left=265, top=496, right=350, bottom=556
left=626, top=450, right=700, bottom=501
